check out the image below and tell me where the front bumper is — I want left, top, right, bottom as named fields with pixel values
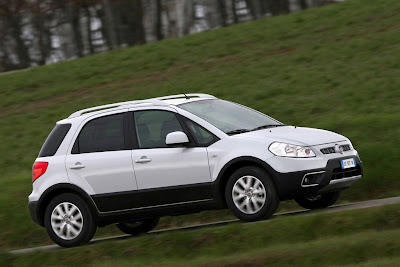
left=271, top=155, right=363, bottom=200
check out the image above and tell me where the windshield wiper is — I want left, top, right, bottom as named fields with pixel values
left=226, top=129, right=251, bottom=135
left=251, top=124, right=286, bottom=132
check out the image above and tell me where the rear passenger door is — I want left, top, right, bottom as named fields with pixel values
left=130, top=109, right=213, bottom=207
left=65, top=111, right=138, bottom=212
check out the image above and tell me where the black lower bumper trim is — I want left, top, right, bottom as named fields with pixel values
left=28, top=201, right=40, bottom=225
left=270, top=156, right=363, bottom=200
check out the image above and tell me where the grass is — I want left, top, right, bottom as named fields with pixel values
left=2, top=203, right=400, bottom=266
left=0, top=0, right=399, bottom=253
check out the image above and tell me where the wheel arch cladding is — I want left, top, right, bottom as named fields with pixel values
left=37, top=184, right=97, bottom=227
left=215, top=156, right=280, bottom=207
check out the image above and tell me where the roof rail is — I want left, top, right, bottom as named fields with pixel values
left=153, top=93, right=217, bottom=101
left=68, top=94, right=216, bottom=119
left=68, top=99, right=168, bottom=118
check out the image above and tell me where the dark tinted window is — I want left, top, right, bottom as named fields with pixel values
left=184, top=119, right=218, bottom=146
left=134, top=110, right=184, bottom=149
left=39, top=124, right=71, bottom=157
left=74, top=114, right=125, bottom=153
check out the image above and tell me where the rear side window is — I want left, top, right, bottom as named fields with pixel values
left=39, top=124, right=71, bottom=157
left=73, top=113, right=125, bottom=154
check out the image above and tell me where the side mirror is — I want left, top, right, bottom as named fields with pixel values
left=165, top=131, right=189, bottom=146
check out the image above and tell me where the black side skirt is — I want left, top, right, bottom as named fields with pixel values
left=92, top=183, right=213, bottom=213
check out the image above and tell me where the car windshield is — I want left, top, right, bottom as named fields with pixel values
left=179, top=99, right=283, bottom=135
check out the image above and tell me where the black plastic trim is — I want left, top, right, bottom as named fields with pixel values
left=211, top=155, right=363, bottom=201
left=96, top=199, right=217, bottom=226
left=28, top=201, right=39, bottom=225
left=31, top=183, right=98, bottom=227
left=92, top=183, right=213, bottom=213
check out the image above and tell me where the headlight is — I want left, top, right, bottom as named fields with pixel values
left=269, top=142, right=316, bottom=158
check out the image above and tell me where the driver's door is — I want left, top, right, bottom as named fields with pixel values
left=130, top=109, right=212, bottom=207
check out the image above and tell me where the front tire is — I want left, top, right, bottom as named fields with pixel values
left=225, top=166, right=279, bottom=222
left=44, top=193, right=96, bottom=247
left=116, top=218, right=160, bottom=235
left=295, top=191, right=341, bottom=209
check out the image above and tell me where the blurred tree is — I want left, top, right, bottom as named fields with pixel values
left=30, top=0, right=56, bottom=65
left=0, top=0, right=324, bottom=72
left=265, top=0, right=290, bottom=15
left=83, top=5, right=94, bottom=54
left=216, top=0, right=228, bottom=26
left=64, top=0, right=102, bottom=56
left=0, top=0, right=31, bottom=68
left=299, top=0, right=308, bottom=9
left=246, top=0, right=262, bottom=19
left=155, top=0, right=163, bottom=40
left=129, top=0, right=145, bottom=45
left=102, top=0, right=118, bottom=49
left=231, top=0, right=238, bottom=24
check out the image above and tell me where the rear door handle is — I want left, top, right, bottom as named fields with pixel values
left=135, top=156, right=152, bottom=163
left=70, top=162, right=85, bottom=169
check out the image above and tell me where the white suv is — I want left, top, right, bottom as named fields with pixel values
left=29, top=94, right=363, bottom=247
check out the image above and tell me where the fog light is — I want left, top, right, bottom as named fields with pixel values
left=301, top=171, right=325, bottom=187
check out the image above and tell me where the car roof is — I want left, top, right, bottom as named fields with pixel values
left=57, top=94, right=217, bottom=124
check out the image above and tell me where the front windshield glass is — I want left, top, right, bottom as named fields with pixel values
left=179, top=99, right=283, bottom=135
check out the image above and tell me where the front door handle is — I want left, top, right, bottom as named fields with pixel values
left=135, top=156, right=152, bottom=163
left=70, top=162, right=85, bottom=169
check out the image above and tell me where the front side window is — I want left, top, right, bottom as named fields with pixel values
left=73, top=113, right=125, bottom=153
left=134, top=110, right=184, bottom=149
left=184, top=119, right=218, bottom=146
left=179, top=99, right=283, bottom=135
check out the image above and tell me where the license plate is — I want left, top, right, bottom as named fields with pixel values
left=341, top=158, right=356, bottom=169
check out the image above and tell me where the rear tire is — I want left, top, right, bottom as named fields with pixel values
left=295, top=191, right=341, bottom=210
left=116, top=218, right=160, bottom=235
left=44, top=193, right=96, bottom=247
left=225, top=166, right=279, bottom=222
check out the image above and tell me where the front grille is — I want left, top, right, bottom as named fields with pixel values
left=321, top=144, right=352, bottom=154
left=331, top=165, right=361, bottom=180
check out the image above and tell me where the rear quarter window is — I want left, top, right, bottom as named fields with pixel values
left=38, top=124, right=72, bottom=157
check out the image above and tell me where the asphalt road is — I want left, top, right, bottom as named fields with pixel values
left=9, top=196, right=400, bottom=254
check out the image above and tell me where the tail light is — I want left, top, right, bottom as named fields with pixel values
left=32, top=162, right=48, bottom=183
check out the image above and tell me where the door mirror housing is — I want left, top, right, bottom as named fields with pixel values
left=165, top=131, right=189, bottom=146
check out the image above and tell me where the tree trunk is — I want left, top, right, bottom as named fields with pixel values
left=299, top=0, right=308, bottom=9
left=102, top=0, right=118, bottom=49
left=182, top=0, right=194, bottom=35
left=155, top=0, right=163, bottom=40
left=32, top=13, right=52, bottom=65
left=133, top=0, right=145, bottom=44
left=259, top=0, right=268, bottom=15
left=67, top=4, right=84, bottom=57
left=246, top=0, right=262, bottom=20
left=231, top=0, right=238, bottom=24
left=266, top=0, right=290, bottom=16
left=217, top=0, right=228, bottom=26
left=84, top=6, right=95, bottom=54
left=125, top=0, right=145, bottom=45
left=8, top=15, right=31, bottom=68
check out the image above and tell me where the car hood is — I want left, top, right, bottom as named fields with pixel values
left=235, top=126, right=347, bottom=146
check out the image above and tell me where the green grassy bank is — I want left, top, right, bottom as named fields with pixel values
left=2, top=204, right=400, bottom=266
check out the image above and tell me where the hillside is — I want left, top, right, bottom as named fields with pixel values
left=0, top=0, right=399, bottom=250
